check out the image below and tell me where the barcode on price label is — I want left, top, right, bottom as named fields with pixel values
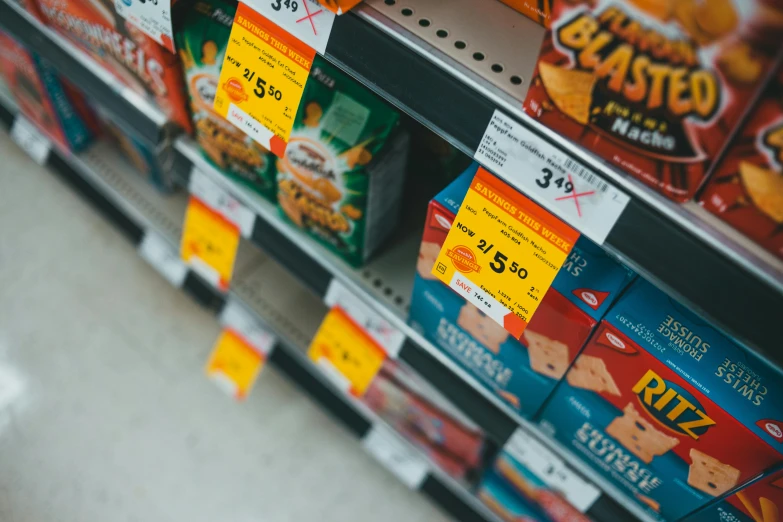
left=563, top=158, right=609, bottom=194
left=475, top=110, right=630, bottom=244
left=506, top=428, right=600, bottom=512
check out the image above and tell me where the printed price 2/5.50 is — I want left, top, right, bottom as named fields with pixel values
left=242, top=68, right=283, bottom=101
left=477, top=239, right=528, bottom=279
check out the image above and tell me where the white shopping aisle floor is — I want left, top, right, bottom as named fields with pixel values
left=0, top=130, right=449, bottom=522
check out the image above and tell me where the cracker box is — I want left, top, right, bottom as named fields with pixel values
left=174, top=0, right=275, bottom=200
left=498, top=0, right=551, bottom=28
left=494, top=451, right=592, bottom=522
left=99, top=112, right=171, bottom=192
left=409, top=164, right=635, bottom=417
left=478, top=469, right=549, bottom=522
left=682, top=467, right=783, bottom=522
left=523, top=0, right=783, bottom=201
left=363, top=360, right=485, bottom=481
left=699, top=66, right=783, bottom=261
left=33, top=0, right=192, bottom=133
left=537, top=278, right=783, bottom=521
left=0, top=31, right=96, bottom=152
left=276, top=55, right=408, bottom=267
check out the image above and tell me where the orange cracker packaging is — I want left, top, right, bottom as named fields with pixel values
left=699, top=66, right=783, bottom=261
left=32, top=0, right=192, bottom=133
left=498, top=0, right=552, bottom=28
left=523, top=0, right=783, bottom=201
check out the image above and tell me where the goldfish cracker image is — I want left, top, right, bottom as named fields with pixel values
left=524, top=0, right=783, bottom=201
left=33, top=0, right=192, bottom=133
left=276, top=56, right=408, bottom=267
left=174, top=0, right=275, bottom=200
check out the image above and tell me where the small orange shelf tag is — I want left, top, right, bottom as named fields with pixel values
left=308, top=306, right=387, bottom=397
left=205, top=328, right=266, bottom=400
left=180, top=196, right=240, bottom=291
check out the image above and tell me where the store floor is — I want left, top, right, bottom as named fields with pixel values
left=0, top=131, right=448, bottom=522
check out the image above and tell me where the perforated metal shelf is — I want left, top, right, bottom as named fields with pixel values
left=322, top=0, right=782, bottom=364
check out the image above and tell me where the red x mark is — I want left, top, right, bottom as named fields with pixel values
left=554, top=174, right=594, bottom=217
left=296, top=1, right=323, bottom=35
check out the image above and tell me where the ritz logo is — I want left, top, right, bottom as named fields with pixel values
left=632, top=370, right=716, bottom=440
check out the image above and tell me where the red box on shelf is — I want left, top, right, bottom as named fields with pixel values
left=0, top=31, right=97, bottom=152
left=523, top=0, right=782, bottom=201
left=699, top=67, right=783, bottom=261
left=33, top=0, right=192, bottom=133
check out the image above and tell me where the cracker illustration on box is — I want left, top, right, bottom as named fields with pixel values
left=457, top=303, right=509, bottom=354
left=606, top=402, right=680, bottom=464
left=688, top=448, right=741, bottom=497
left=699, top=68, right=783, bottom=261
left=566, top=354, right=620, bottom=396
left=524, top=330, right=569, bottom=379
left=537, top=62, right=596, bottom=125
left=417, top=241, right=442, bottom=280
left=740, top=162, right=783, bottom=224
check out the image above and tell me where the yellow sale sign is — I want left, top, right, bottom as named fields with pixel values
left=180, top=196, right=240, bottom=291
left=308, top=307, right=386, bottom=397
left=432, top=167, right=579, bottom=338
left=213, top=2, right=315, bottom=157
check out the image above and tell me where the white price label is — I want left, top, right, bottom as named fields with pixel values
left=243, top=0, right=335, bottom=54
left=324, top=279, right=404, bottom=358
left=506, top=429, right=600, bottom=512
left=11, top=116, right=51, bottom=165
left=189, top=167, right=256, bottom=237
left=475, top=110, right=630, bottom=244
left=138, top=231, right=188, bottom=287
left=114, top=0, right=175, bottom=53
left=220, top=300, right=276, bottom=356
left=362, top=424, right=429, bottom=489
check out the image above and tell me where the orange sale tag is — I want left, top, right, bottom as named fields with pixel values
left=180, top=196, right=240, bottom=291
left=432, top=167, right=579, bottom=338
left=213, top=2, right=315, bottom=157
left=308, top=307, right=386, bottom=397
left=205, top=328, right=266, bottom=400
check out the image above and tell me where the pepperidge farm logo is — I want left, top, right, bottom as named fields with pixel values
left=633, top=370, right=716, bottom=440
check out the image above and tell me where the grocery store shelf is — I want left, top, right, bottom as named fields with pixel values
left=173, top=138, right=654, bottom=522
left=0, top=92, right=503, bottom=522
left=5, top=0, right=779, bottom=365
left=0, top=0, right=174, bottom=146
left=326, top=0, right=783, bottom=362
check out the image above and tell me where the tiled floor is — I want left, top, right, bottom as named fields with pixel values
left=0, top=130, right=448, bottom=522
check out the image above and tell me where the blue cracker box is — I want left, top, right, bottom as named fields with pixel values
left=478, top=469, right=548, bottom=522
left=410, top=164, right=635, bottom=417
left=681, top=466, right=783, bottom=522
left=537, top=278, right=783, bottom=521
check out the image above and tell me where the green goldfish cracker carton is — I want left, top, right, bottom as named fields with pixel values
left=276, top=56, right=408, bottom=267
left=175, top=0, right=275, bottom=200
